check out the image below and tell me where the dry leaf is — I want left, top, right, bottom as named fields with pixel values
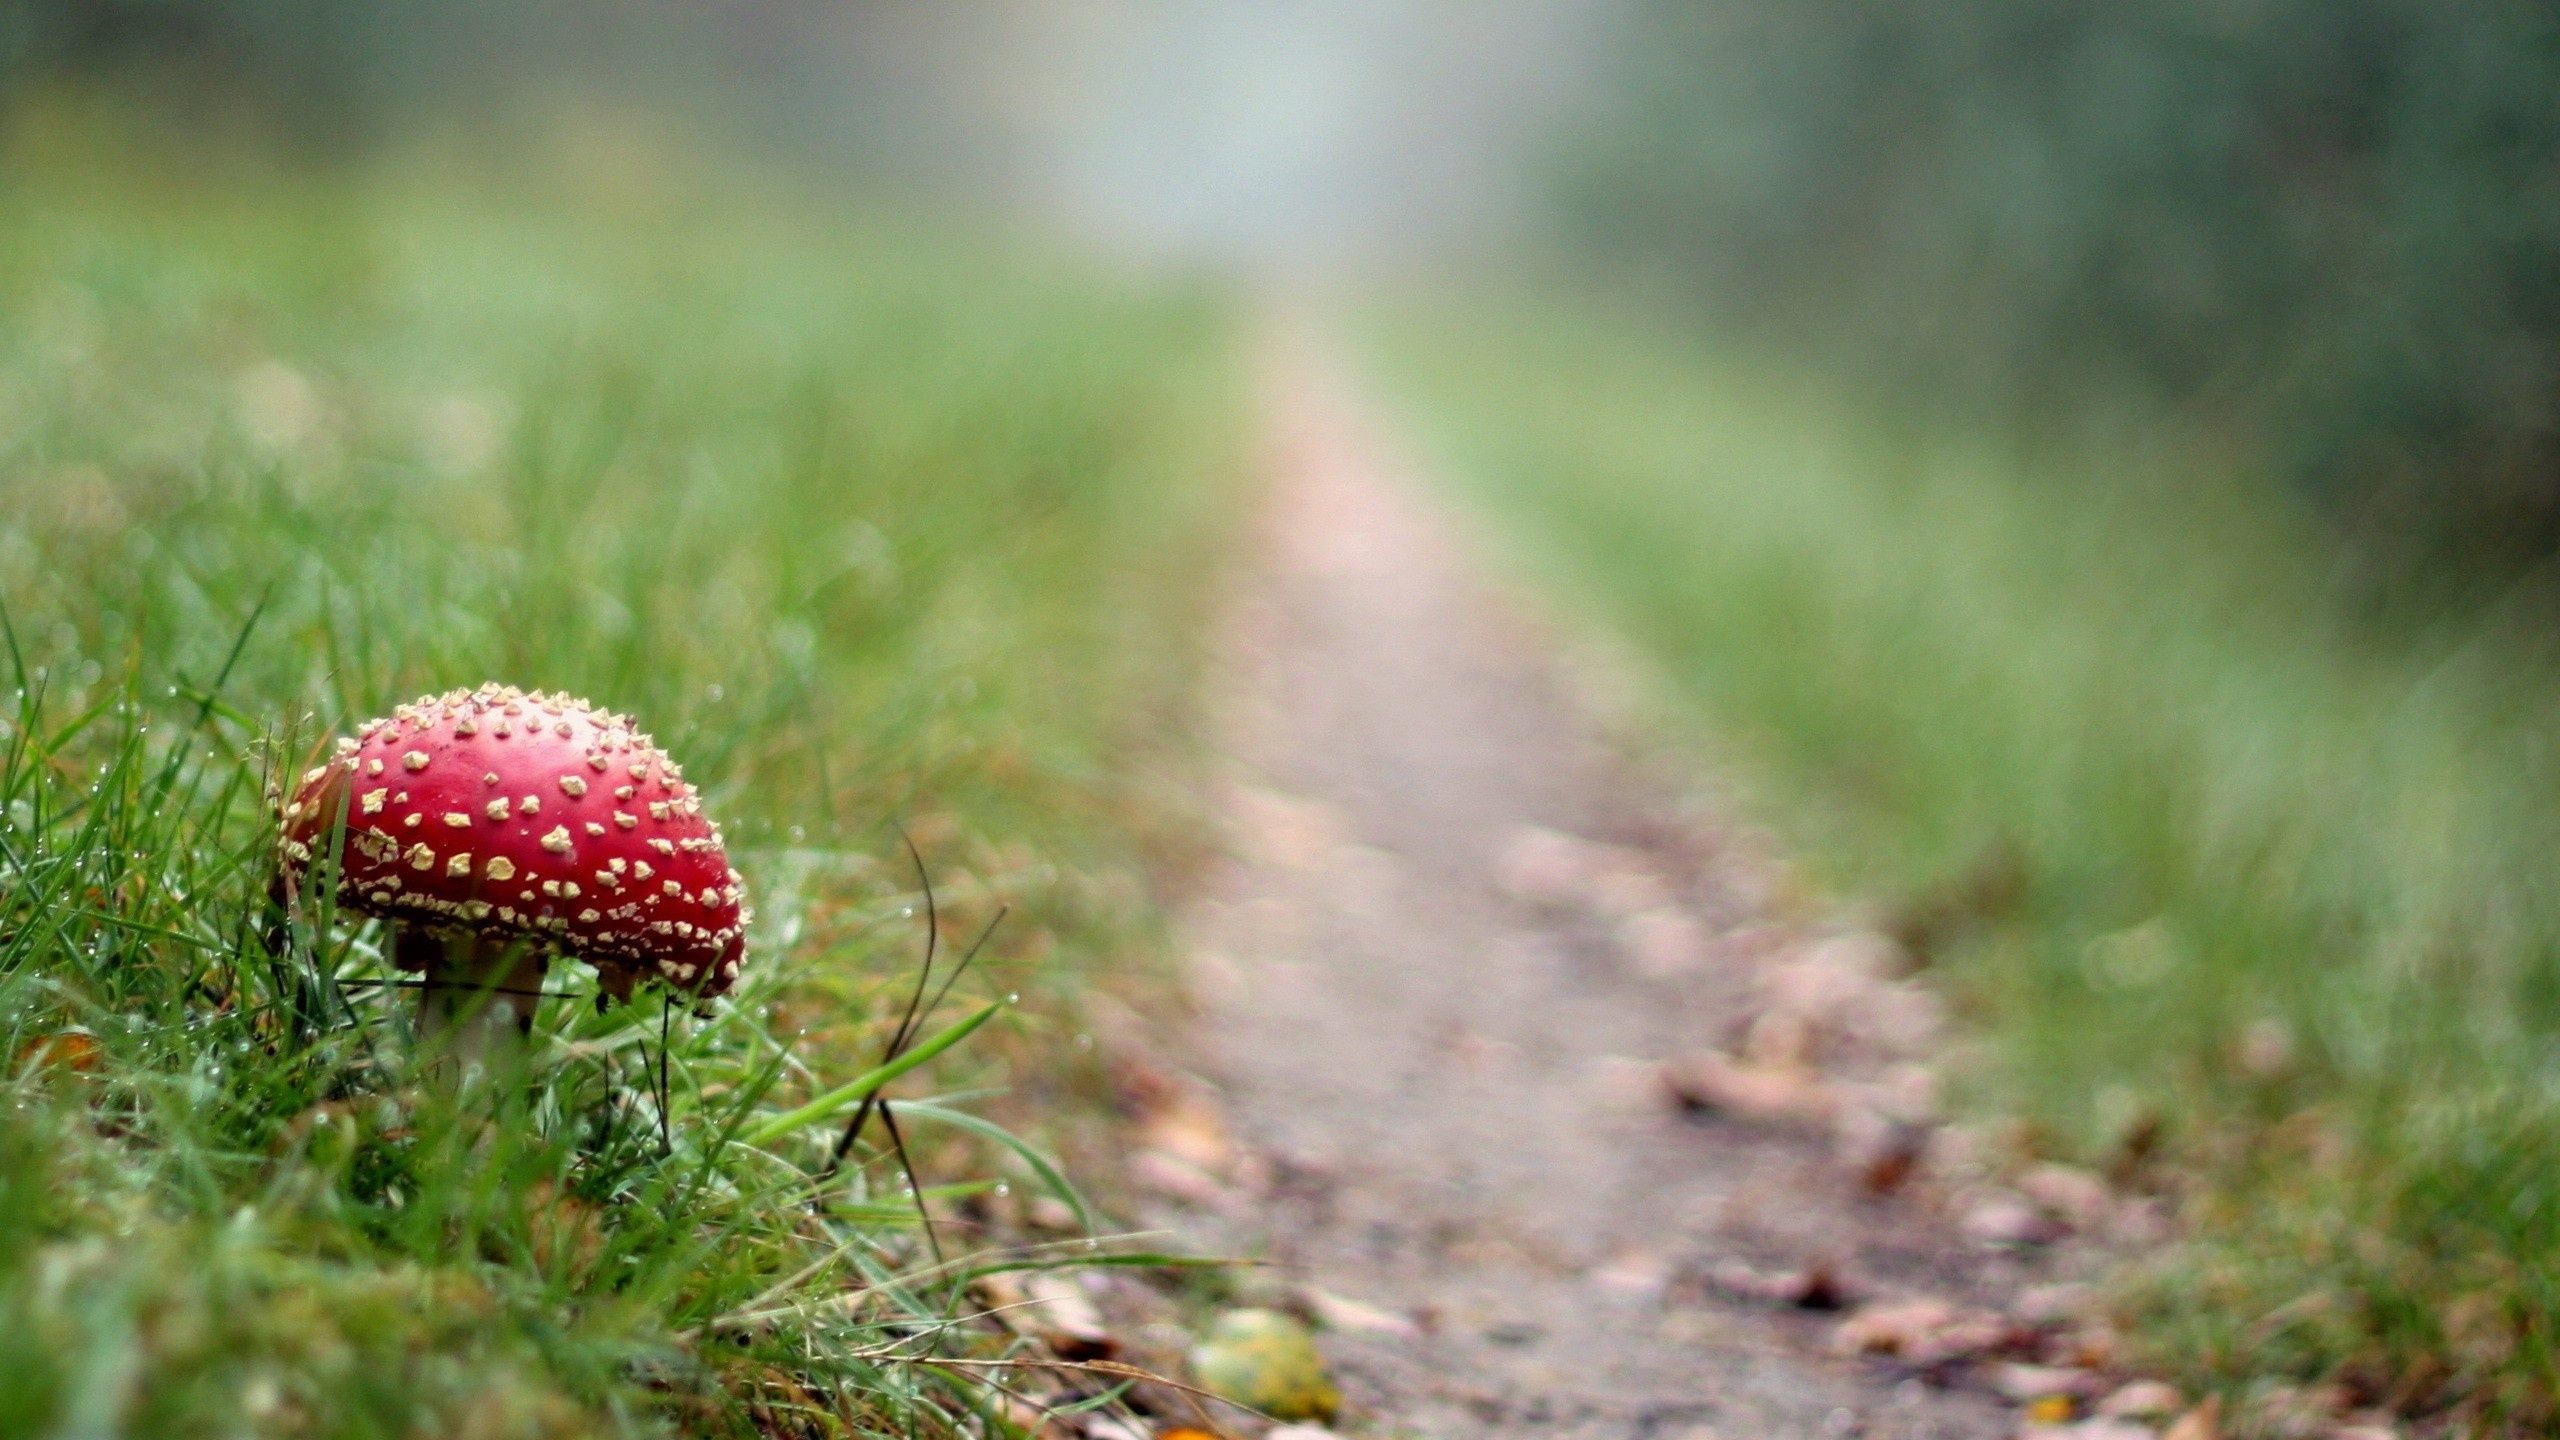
left=1995, top=1363, right=2104, bottom=1404
left=1299, top=1285, right=1419, bottom=1338
left=2098, top=1381, right=2185, bottom=1421
left=1617, top=906, right=1710, bottom=979
left=1494, top=826, right=1602, bottom=903
left=1962, top=1192, right=2066, bottom=1247
left=1661, top=1052, right=1836, bottom=1126
left=1022, top=1272, right=1116, bottom=1361
left=2162, top=1397, right=2222, bottom=1440
left=16, top=1031, right=100, bottom=1073
left=1833, top=1297, right=2011, bottom=1366
left=1136, top=1090, right=1234, bottom=1173
left=2018, top=1164, right=2114, bottom=1231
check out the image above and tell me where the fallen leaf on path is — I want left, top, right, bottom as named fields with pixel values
left=2098, top=1382, right=2186, bottom=1420
left=2019, top=1164, right=2114, bottom=1231
left=2162, top=1397, right=2222, bottom=1440
left=1494, top=826, right=1604, bottom=904
left=1299, top=1284, right=1419, bottom=1338
left=1229, top=784, right=1346, bottom=868
left=1135, top=1089, right=1235, bottom=1173
left=1835, top=1107, right=1930, bottom=1195
left=1742, top=1007, right=1820, bottom=1068
left=1129, top=1148, right=1230, bottom=1208
left=1587, top=1249, right=1671, bottom=1302
left=1617, top=906, right=1710, bottom=979
left=1023, top=1195, right=1079, bottom=1232
left=1995, top=1363, right=2105, bottom=1403
left=1702, top=1257, right=1849, bottom=1310
left=1021, top=1272, right=1116, bottom=1361
left=1962, top=1191, right=2066, bottom=1247
left=1660, top=1052, right=1836, bottom=1126
left=1833, top=1297, right=2013, bottom=1366
left=2011, top=1283, right=2095, bottom=1327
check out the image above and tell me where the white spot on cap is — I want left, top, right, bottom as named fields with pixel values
left=486, top=857, right=517, bottom=881
left=446, top=853, right=472, bottom=878
left=484, top=799, right=510, bottom=822
left=406, top=843, right=435, bottom=870
left=360, top=788, right=387, bottom=814
left=560, top=776, right=588, bottom=797
left=540, top=825, right=573, bottom=854
left=402, top=751, right=431, bottom=771
left=441, top=812, right=471, bottom=828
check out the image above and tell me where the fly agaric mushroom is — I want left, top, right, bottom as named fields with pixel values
left=275, top=684, right=749, bottom=1046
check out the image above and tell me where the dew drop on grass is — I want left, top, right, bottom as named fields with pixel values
left=1006, top=992, right=1019, bottom=1004
left=993, top=1182, right=1009, bottom=1196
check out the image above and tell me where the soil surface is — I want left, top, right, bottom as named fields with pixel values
left=1153, top=356, right=2067, bottom=1439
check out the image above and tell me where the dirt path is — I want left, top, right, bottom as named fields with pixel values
left=1151, top=355, right=2069, bottom=1439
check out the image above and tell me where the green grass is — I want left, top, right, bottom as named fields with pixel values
left=1366, top=298, right=2560, bottom=1434
left=0, top=107, right=1245, bottom=1437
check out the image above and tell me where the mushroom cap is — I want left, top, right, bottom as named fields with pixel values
left=278, top=684, right=750, bottom=998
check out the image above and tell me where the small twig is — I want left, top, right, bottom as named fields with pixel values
left=657, top=997, right=675, bottom=1157
left=878, top=1099, right=942, bottom=1265
left=823, top=825, right=940, bottom=1183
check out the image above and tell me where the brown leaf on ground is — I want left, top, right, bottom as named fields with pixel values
left=1586, top=1249, right=1671, bottom=1303
left=2098, top=1382, right=2185, bottom=1420
left=1129, top=1148, right=1231, bottom=1208
left=1835, top=1106, right=1931, bottom=1195
left=1962, top=1191, right=2067, bottom=1247
left=2161, top=1397, right=2222, bottom=1440
left=1135, top=1089, right=1235, bottom=1174
left=1702, top=1257, right=1851, bottom=1311
left=1833, top=1297, right=2013, bottom=1366
left=2018, top=1164, right=2114, bottom=1231
left=1022, top=1272, right=1117, bottom=1361
left=16, top=1031, right=100, bottom=1073
left=1298, top=1284, right=1421, bottom=1338
left=2011, top=1283, right=2095, bottom=1327
left=1994, top=1363, right=2106, bottom=1403
left=1660, top=1052, right=1836, bottom=1126
left=1617, top=906, right=1712, bottom=980
left=1494, top=825, right=1607, bottom=904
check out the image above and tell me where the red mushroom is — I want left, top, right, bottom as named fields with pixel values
left=276, top=684, right=750, bottom=1047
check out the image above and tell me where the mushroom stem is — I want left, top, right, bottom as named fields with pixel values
left=401, top=925, right=549, bottom=1067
